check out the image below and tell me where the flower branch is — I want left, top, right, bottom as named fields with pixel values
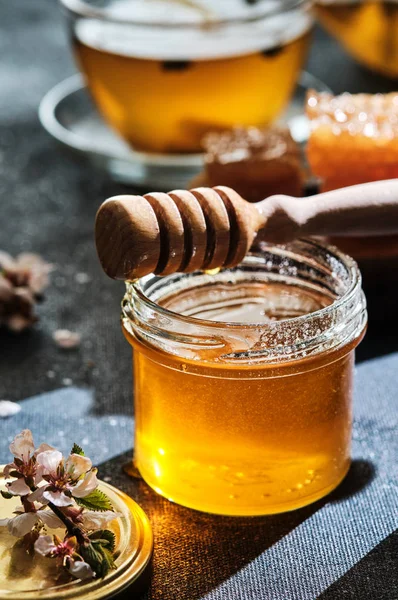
left=0, top=430, right=120, bottom=581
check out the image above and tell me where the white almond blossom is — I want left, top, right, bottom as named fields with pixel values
left=72, top=468, right=98, bottom=498
left=80, top=510, right=120, bottom=530
left=4, top=429, right=55, bottom=494
left=7, top=477, right=31, bottom=497
left=35, top=450, right=99, bottom=506
left=34, top=535, right=94, bottom=580
left=9, top=429, right=35, bottom=462
left=0, top=508, right=63, bottom=537
left=68, top=559, right=94, bottom=580
left=0, top=512, right=39, bottom=537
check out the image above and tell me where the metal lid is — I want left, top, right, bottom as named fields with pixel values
left=0, top=468, right=153, bottom=599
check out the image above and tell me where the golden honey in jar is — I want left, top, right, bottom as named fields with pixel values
left=316, top=1, right=398, bottom=78
left=63, top=0, right=312, bottom=153
left=122, top=241, right=367, bottom=515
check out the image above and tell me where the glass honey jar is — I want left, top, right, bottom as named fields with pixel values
left=122, top=240, right=367, bottom=516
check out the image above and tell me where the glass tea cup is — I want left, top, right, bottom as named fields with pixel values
left=60, top=0, right=313, bottom=154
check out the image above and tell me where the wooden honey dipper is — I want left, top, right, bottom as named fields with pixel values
left=95, top=179, right=398, bottom=280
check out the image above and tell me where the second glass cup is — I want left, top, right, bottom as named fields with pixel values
left=316, top=1, right=398, bottom=78
left=61, top=0, right=312, bottom=153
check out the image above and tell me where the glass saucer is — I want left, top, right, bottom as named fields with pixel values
left=39, top=71, right=331, bottom=190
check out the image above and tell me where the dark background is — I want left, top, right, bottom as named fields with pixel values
left=1, top=0, right=397, bottom=410
left=0, top=2, right=397, bottom=598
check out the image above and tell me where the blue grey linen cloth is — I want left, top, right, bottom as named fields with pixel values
left=1, top=352, right=397, bottom=600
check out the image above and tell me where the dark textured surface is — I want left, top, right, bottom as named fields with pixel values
left=1, top=1, right=398, bottom=405
left=321, top=533, right=398, bottom=600
left=0, top=2, right=397, bottom=598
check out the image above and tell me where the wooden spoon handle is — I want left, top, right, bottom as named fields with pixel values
left=255, top=179, right=398, bottom=244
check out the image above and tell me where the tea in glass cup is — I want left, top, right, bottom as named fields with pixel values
left=316, top=1, right=398, bottom=78
left=61, top=0, right=312, bottom=153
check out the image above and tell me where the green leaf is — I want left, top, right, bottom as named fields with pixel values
left=80, top=539, right=116, bottom=579
left=99, top=546, right=116, bottom=574
left=71, top=443, right=85, bottom=456
left=89, top=529, right=116, bottom=552
left=80, top=542, right=103, bottom=576
left=74, top=490, right=113, bottom=512
left=96, top=545, right=116, bottom=578
left=1, top=490, right=13, bottom=499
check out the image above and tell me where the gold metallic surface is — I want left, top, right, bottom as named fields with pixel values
left=0, top=468, right=153, bottom=599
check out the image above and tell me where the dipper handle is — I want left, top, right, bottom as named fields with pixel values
left=256, top=179, right=398, bottom=243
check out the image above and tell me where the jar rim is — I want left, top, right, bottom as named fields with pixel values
left=127, top=239, right=361, bottom=331
left=123, top=239, right=367, bottom=364
left=59, top=0, right=310, bottom=28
